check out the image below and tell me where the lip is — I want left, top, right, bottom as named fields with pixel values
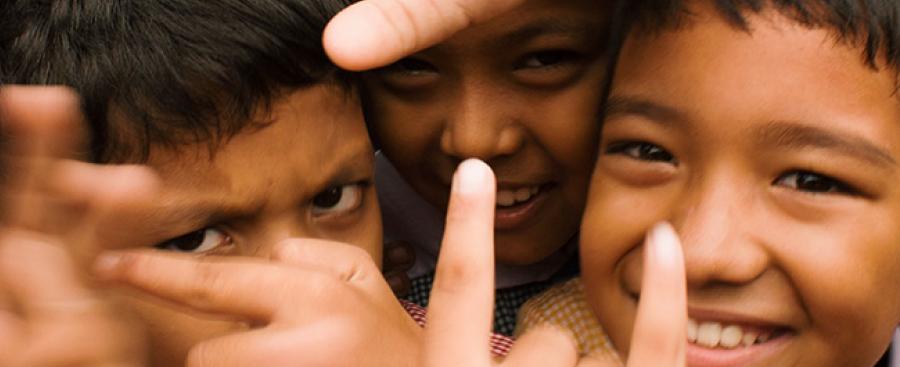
left=623, top=293, right=796, bottom=367
left=686, top=332, right=792, bottom=367
left=494, top=183, right=552, bottom=229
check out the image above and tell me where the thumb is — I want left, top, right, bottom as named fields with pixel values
left=323, top=0, right=525, bottom=70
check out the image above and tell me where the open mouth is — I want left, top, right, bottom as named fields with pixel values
left=688, top=317, right=791, bottom=349
left=626, top=292, right=794, bottom=366
left=493, top=183, right=553, bottom=229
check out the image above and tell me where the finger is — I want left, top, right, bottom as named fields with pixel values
left=0, top=232, right=97, bottom=320
left=51, top=162, right=159, bottom=263
left=0, top=86, right=86, bottom=230
left=423, top=159, right=496, bottom=366
left=626, top=222, right=687, bottom=367
left=185, top=321, right=355, bottom=367
left=323, top=0, right=525, bottom=70
left=502, top=324, right=578, bottom=367
left=383, top=241, right=415, bottom=271
left=94, top=251, right=333, bottom=322
left=270, top=239, right=394, bottom=300
left=271, top=238, right=378, bottom=282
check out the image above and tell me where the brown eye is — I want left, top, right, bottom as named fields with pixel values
left=155, top=228, right=231, bottom=253
left=775, top=171, right=857, bottom=195
left=312, top=183, right=364, bottom=216
left=607, top=141, right=677, bottom=164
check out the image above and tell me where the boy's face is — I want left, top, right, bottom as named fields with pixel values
left=98, top=85, right=381, bottom=366
left=363, top=0, right=611, bottom=265
left=582, top=7, right=900, bottom=367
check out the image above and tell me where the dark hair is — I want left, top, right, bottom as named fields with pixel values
left=620, top=0, right=900, bottom=73
left=1, top=0, right=354, bottom=162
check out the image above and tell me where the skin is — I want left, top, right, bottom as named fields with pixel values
left=95, top=84, right=384, bottom=366
left=364, top=0, right=611, bottom=265
left=582, top=5, right=900, bottom=367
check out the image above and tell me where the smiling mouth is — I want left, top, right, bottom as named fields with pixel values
left=492, top=183, right=553, bottom=229
left=688, top=317, right=790, bottom=349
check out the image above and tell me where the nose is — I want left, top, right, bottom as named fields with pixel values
left=439, top=80, right=524, bottom=161
left=249, top=217, right=311, bottom=258
left=669, top=175, right=770, bottom=287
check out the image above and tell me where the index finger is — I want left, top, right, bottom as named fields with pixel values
left=424, top=159, right=496, bottom=366
left=323, top=0, right=525, bottom=70
left=627, top=222, right=686, bottom=367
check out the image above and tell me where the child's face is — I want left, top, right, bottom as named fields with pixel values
left=581, top=7, right=900, bottom=367
left=97, top=85, right=381, bottom=366
left=364, top=0, right=611, bottom=265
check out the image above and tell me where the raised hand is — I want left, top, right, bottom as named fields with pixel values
left=422, top=159, right=688, bottom=367
left=0, top=86, right=155, bottom=367
left=323, top=0, right=525, bottom=70
left=93, top=239, right=425, bottom=367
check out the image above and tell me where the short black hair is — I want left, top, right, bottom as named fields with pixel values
left=1, top=0, right=354, bottom=162
left=620, top=0, right=900, bottom=73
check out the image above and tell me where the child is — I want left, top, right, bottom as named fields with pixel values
left=521, top=0, right=900, bottom=365
left=363, top=0, right=615, bottom=335
left=0, top=0, right=427, bottom=365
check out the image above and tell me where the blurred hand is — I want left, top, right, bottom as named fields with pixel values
left=421, top=159, right=687, bottom=367
left=0, top=86, right=155, bottom=367
left=383, top=240, right=415, bottom=296
left=323, top=0, right=525, bottom=70
left=94, top=240, right=425, bottom=367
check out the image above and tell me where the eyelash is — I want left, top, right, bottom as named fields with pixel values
left=154, top=228, right=233, bottom=254
left=606, top=141, right=862, bottom=196
left=605, top=141, right=678, bottom=164
left=773, top=171, right=860, bottom=196
left=514, top=49, right=583, bottom=70
left=311, top=181, right=369, bottom=217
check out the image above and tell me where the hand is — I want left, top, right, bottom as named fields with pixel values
left=323, top=0, right=525, bottom=70
left=0, top=86, right=154, bottom=367
left=383, top=240, right=416, bottom=296
left=94, top=240, right=425, bottom=367
left=421, top=159, right=687, bottom=367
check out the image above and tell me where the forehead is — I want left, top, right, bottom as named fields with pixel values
left=437, top=0, right=612, bottom=50
left=136, top=85, right=370, bottom=222
left=613, top=9, right=900, bottom=150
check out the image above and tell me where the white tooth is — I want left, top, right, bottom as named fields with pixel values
left=515, top=188, right=532, bottom=202
left=757, top=332, right=771, bottom=343
left=687, top=319, right=698, bottom=343
left=742, top=331, right=758, bottom=347
left=720, top=325, right=743, bottom=348
left=697, top=322, right=722, bottom=348
left=497, top=190, right=516, bottom=206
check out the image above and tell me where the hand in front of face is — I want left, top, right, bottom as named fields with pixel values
left=0, top=86, right=154, bottom=367
left=422, top=160, right=687, bottom=367
left=93, top=239, right=425, bottom=366
left=323, top=0, right=525, bottom=70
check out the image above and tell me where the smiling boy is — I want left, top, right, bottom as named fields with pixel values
left=363, top=0, right=614, bottom=335
left=579, top=0, right=900, bottom=366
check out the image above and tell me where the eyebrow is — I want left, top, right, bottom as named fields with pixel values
left=754, top=122, right=897, bottom=169
left=490, top=17, right=604, bottom=50
left=603, top=96, right=691, bottom=128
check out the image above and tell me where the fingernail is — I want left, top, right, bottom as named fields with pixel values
left=452, top=159, right=492, bottom=194
left=647, top=222, right=681, bottom=266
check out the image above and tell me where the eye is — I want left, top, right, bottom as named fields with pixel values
left=312, top=183, right=365, bottom=216
left=515, top=50, right=582, bottom=70
left=606, top=141, right=677, bottom=164
left=154, top=228, right=232, bottom=253
left=381, top=57, right=438, bottom=76
left=774, top=171, right=858, bottom=195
